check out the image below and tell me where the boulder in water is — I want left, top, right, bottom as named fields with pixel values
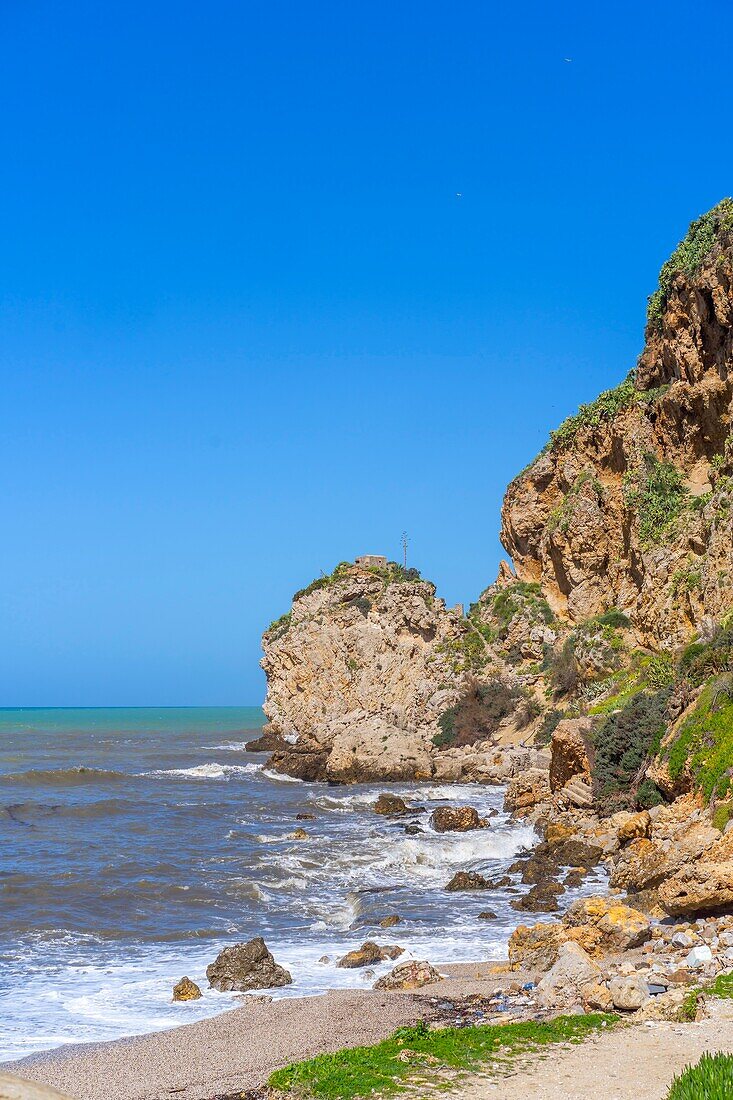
left=444, top=871, right=490, bottom=891
left=206, top=938, right=292, bottom=992
left=374, top=793, right=409, bottom=816
left=430, top=806, right=487, bottom=832
left=337, top=941, right=404, bottom=968
left=172, top=975, right=202, bottom=1001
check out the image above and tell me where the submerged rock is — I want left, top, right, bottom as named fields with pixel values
left=374, top=960, right=442, bottom=990
left=444, top=871, right=491, bottom=891
left=172, top=976, right=202, bottom=1001
left=206, top=938, right=292, bottom=992
left=378, top=915, right=402, bottom=928
left=374, top=793, right=409, bottom=816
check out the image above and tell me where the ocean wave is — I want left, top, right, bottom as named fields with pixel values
left=260, top=767, right=303, bottom=784
left=204, top=741, right=251, bottom=751
left=0, top=767, right=127, bottom=787
left=142, top=762, right=264, bottom=780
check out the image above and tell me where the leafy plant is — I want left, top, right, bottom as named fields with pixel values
left=648, top=198, right=733, bottom=331
left=550, top=374, right=637, bottom=450
left=595, top=609, right=631, bottom=629
left=623, top=454, right=688, bottom=546
left=666, top=1052, right=733, bottom=1099
left=434, top=677, right=524, bottom=748
left=666, top=678, right=733, bottom=800
left=592, top=688, right=671, bottom=803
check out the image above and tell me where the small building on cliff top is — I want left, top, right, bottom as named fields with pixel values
left=355, top=554, right=388, bottom=568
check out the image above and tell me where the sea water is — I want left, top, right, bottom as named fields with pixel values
left=0, top=707, right=600, bottom=1061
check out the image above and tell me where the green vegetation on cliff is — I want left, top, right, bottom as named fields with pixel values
left=623, top=455, right=688, bottom=546
left=647, top=198, right=733, bottom=331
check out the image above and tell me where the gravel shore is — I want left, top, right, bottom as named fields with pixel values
left=1, top=963, right=515, bottom=1100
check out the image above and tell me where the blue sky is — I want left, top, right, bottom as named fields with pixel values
left=2, top=0, right=732, bottom=705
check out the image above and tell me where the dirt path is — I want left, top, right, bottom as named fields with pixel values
left=452, top=1012, right=733, bottom=1100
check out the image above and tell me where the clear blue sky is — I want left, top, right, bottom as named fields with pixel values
left=2, top=1, right=731, bottom=706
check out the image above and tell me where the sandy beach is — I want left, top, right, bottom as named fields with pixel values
left=2, top=963, right=522, bottom=1100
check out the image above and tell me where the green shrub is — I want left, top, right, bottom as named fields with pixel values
left=548, top=637, right=580, bottom=698
left=666, top=679, right=733, bottom=801
left=712, top=801, right=733, bottom=832
left=648, top=198, right=733, bottom=331
left=595, top=609, right=631, bottom=629
left=434, top=677, right=523, bottom=748
left=681, top=628, right=733, bottom=686
left=636, top=778, right=664, bottom=809
left=535, top=708, right=564, bottom=747
left=266, top=611, right=292, bottom=640
left=666, top=1052, right=733, bottom=1099
left=623, top=454, right=688, bottom=546
left=550, top=374, right=637, bottom=450
left=592, top=688, right=671, bottom=802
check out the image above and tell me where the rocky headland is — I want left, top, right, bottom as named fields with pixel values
left=257, top=198, right=733, bottom=1014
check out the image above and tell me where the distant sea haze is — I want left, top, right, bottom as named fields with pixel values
left=1, top=707, right=582, bottom=1061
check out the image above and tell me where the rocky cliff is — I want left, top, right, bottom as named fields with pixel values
left=501, top=198, right=733, bottom=648
left=260, top=200, right=733, bottom=799
left=260, top=561, right=469, bottom=781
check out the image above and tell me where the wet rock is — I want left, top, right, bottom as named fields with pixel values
left=431, top=806, right=486, bottom=832
left=444, top=871, right=491, bottom=891
left=172, top=976, right=202, bottom=1001
left=617, top=811, right=652, bottom=845
left=374, top=793, right=409, bottom=816
left=337, top=941, right=404, bottom=968
left=511, top=883, right=564, bottom=913
left=404, top=824, right=422, bottom=835
left=552, top=838, right=603, bottom=867
left=508, top=921, right=567, bottom=973
left=608, top=974, right=649, bottom=1012
left=378, top=915, right=402, bottom=928
left=296, top=812, right=315, bottom=820
left=545, top=822, right=576, bottom=849
left=317, top=955, right=331, bottom=964
left=535, top=941, right=601, bottom=1009
left=288, top=828, right=309, bottom=839
left=478, top=910, right=498, bottom=920
left=374, top=960, right=442, bottom=990
left=564, top=869, right=585, bottom=888
left=207, top=938, right=292, bottom=992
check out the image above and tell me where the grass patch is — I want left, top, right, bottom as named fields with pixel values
left=268, top=1015, right=617, bottom=1099
left=667, top=1052, right=733, bottom=1098
left=666, top=680, right=733, bottom=800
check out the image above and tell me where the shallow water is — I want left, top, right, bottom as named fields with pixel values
left=0, top=707, right=602, bottom=1061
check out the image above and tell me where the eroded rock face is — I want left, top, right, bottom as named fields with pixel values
left=535, top=941, right=601, bottom=1009
left=206, top=938, right=292, bottom=992
left=549, top=718, right=593, bottom=792
left=261, top=563, right=466, bottom=781
left=508, top=922, right=567, bottom=972
left=500, top=204, right=733, bottom=645
left=659, top=861, right=733, bottom=916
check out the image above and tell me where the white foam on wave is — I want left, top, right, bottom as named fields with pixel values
left=205, top=741, right=252, bottom=751
left=261, top=768, right=303, bottom=783
left=143, top=762, right=264, bottom=780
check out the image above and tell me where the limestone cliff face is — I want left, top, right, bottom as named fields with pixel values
left=501, top=200, right=733, bottom=649
left=260, top=562, right=466, bottom=781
